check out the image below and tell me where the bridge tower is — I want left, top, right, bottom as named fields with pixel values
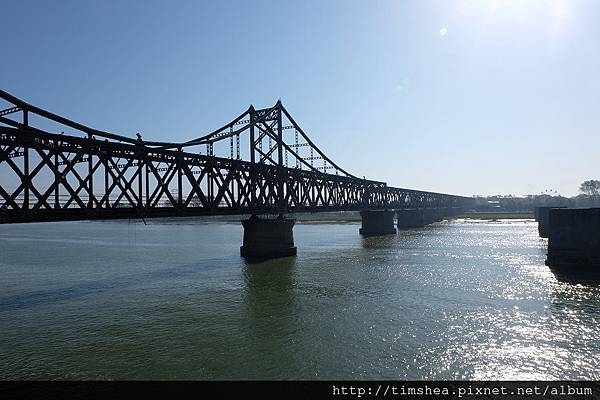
left=241, top=102, right=296, bottom=259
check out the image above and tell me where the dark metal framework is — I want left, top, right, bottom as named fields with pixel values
left=0, top=90, right=472, bottom=223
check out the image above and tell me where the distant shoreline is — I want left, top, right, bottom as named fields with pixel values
left=457, top=211, right=534, bottom=220
left=88, top=210, right=534, bottom=225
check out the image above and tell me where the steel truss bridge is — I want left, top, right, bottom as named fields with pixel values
left=0, top=90, right=472, bottom=224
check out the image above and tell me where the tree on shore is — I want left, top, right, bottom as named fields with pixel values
left=579, top=180, right=600, bottom=196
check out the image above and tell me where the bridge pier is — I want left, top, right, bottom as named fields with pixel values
left=422, top=209, right=440, bottom=225
left=444, top=207, right=459, bottom=218
left=359, top=210, right=396, bottom=236
left=396, top=209, right=425, bottom=229
left=436, top=208, right=446, bottom=221
left=240, top=215, right=297, bottom=260
left=536, top=206, right=567, bottom=238
left=546, top=208, right=600, bottom=280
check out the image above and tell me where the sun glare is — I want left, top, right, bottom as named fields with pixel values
left=460, top=0, right=574, bottom=36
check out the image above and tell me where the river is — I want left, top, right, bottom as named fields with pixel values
left=1, top=219, right=599, bottom=379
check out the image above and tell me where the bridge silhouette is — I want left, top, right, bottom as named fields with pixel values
left=0, top=89, right=473, bottom=257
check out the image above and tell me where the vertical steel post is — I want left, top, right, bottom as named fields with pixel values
left=177, top=148, right=183, bottom=209
left=208, top=164, right=213, bottom=209
left=249, top=106, right=256, bottom=208
left=23, top=110, right=29, bottom=210
left=23, top=146, right=29, bottom=210
left=88, top=134, right=93, bottom=209
left=145, top=159, right=150, bottom=208
left=277, top=104, right=284, bottom=213
left=249, top=107, right=255, bottom=164
left=138, top=152, right=143, bottom=210
left=104, top=157, right=109, bottom=208
left=229, top=126, right=234, bottom=159
left=54, top=139, right=59, bottom=208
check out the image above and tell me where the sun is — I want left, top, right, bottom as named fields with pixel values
left=488, top=0, right=570, bottom=19
left=466, top=0, right=574, bottom=36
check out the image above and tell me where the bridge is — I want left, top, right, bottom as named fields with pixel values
left=0, top=89, right=473, bottom=258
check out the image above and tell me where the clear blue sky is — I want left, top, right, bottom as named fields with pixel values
left=2, top=0, right=599, bottom=196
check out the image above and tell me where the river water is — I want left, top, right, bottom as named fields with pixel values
left=0, top=218, right=599, bottom=380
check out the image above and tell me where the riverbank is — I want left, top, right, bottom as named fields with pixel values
left=100, top=210, right=534, bottom=225
left=141, top=211, right=363, bottom=225
left=457, top=211, right=534, bottom=220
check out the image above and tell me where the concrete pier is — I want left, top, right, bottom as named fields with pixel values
left=436, top=208, right=447, bottom=221
left=537, top=206, right=567, bottom=238
left=546, top=208, right=600, bottom=280
left=422, top=209, right=441, bottom=225
left=445, top=207, right=461, bottom=218
left=396, top=209, right=425, bottom=229
left=359, top=210, right=396, bottom=236
left=240, top=215, right=297, bottom=259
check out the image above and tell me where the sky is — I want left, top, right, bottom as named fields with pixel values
left=2, top=0, right=599, bottom=197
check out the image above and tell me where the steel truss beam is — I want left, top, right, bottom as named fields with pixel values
left=0, top=90, right=473, bottom=224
